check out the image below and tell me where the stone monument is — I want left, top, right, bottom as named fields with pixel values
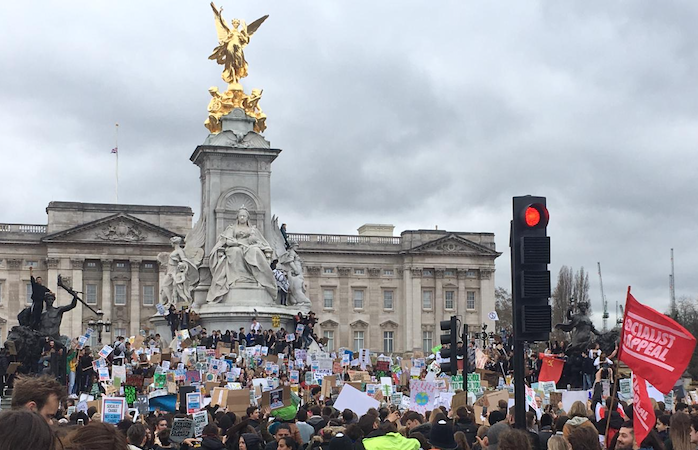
left=151, top=4, right=309, bottom=336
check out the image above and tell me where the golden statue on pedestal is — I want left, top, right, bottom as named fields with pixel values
left=205, top=2, right=268, bottom=134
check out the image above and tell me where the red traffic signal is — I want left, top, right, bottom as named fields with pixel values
left=522, top=203, right=549, bottom=228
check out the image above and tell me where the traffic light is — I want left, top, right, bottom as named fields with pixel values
left=439, top=316, right=458, bottom=375
left=511, top=196, right=551, bottom=342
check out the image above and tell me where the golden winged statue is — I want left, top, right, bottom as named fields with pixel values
left=209, top=2, right=268, bottom=88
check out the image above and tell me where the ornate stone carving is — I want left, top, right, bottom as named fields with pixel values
left=337, top=267, right=352, bottom=277
left=306, top=266, right=321, bottom=276
left=101, top=259, right=113, bottom=271
left=410, top=268, right=422, bottom=278
left=479, top=268, right=494, bottom=280
left=457, top=269, right=469, bottom=279
left=97, top=220, right=146, bottom=242
left=368, top=268, right=381, bottom=277
left=7, top=258, right=23, bottom=269
left=396, top=268, right=404, bottom=278
left=224, top=192, right=257, bottom=212
left=46, top=257, right=61, bottom=269
left=130, top=259, right=142, bottom=271
left=380, top=320, right=399, bottom=329
left=350, top=320, right=368, bottom=329
left=70, top=258, right=85, bottom=270
left=435, top=269, right=445, bottom=279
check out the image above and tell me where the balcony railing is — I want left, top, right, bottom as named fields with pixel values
left=0, top=223, right=47, bottom=233
left=287, top=233, right=401, bottom=246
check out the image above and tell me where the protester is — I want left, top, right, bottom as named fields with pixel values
left=11, top=374, right=66, bottom=424
left=64, top=421, right=130, bottom=450
left=0, top=409, right=56, bottom=450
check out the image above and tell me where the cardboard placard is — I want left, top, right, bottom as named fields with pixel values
left=204, top=381, right=221, bottom=396
left=485, top=390, right=510, bottom=409
left=346, top=381, right=363, bottom=391
left=211, top=388, right=251, bottom=415
left=6, top=362, right=21, bottom=375
left=451, top=391, right=469, bottom=412
left=261, top=386, right=291, bottom=410
left=151, top=353, right=162, bottom=364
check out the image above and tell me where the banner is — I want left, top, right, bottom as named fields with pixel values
left=538, top=354, right=565, bottom=383
left=632, top=373, right=655, bottom=445
left=618, top=288, right=696, bottom=393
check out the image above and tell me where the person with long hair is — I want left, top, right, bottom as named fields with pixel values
left=0, top=409, right=56, bottom=450
left=547, top=435, right=572, bottom=450
left=667, top=413, right=692, bottom=450
left=453, top=406, right=479, bottom=448
left=454, top=431, right=471, bottom=450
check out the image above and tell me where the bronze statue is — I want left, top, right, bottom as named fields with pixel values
left=554, top=300, right=601, bottom=355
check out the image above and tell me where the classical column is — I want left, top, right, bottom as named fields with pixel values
left=129, top=260, right=142, bottom=336
left=480, top=267, right=496, bottom=331
left=70, top=258, right=85, bottom=339
left=336, top=267, right=352, bottom=349
left=435, top=269, right=444, bottom=324
left=46, top=257, right=69, bottom=334
left=6, top=259, right=23, bottom=330
left=411, top=268, right=422, bottom=352
left=101, top=259, right=113, bottom=344
left=403, top=267, right=412, bottom=353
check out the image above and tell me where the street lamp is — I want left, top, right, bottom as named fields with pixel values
left=88, top=311, right=111, bottom=344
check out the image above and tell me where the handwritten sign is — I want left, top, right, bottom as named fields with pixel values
left=170, top=418, right=194, bottom=443
left=102, top=397, right=126, bottom=424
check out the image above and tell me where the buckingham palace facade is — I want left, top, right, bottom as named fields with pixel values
left=0, top=202, right=501, bottom=354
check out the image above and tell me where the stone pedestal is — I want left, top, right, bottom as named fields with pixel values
left=190, top=108, right=281, bottom=256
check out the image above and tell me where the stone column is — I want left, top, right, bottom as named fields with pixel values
left=457, top=269, right=469, bottom=328
left=403, top=268, right=413, bottom=353
left=6, top=259, right=23, bottom=330
left=480, top=268, right=496, bottom=331
left=411, top=268, right=422, bottom=352
left=435, top=269, right=444, bottom=324
left=130, top=260, right=142, bottom=336
left=70, top=258, right=85, bottom=339
left=101, top=259, right=113, bottom=344
left=337, top=267, right=351, bottom=349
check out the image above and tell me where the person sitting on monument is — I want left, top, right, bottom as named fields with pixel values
left=28, top=266, right=53, bottom=330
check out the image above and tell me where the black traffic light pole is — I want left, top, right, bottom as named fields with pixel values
left=510, top=196, right=551, bottom=429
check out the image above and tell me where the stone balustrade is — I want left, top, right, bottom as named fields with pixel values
left=287, top=233, right=401, bottom=246
left=0, top=223, right=47, bottom=233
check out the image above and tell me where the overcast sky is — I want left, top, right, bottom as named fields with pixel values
left=1, top=1, right=696, bottom=324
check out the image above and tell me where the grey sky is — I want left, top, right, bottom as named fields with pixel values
left=1, top=1, right=696, bottom=323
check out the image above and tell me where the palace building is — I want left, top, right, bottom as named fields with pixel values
left=0, top=202, right=500, bottom=354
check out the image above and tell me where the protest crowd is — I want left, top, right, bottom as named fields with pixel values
left=1, top=291, right=698, bottom=450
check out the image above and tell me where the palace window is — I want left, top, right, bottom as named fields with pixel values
left=383, top=331, right=394, bottom=353
left=422, top=290, right=433, bottom=310
left=86, top=261, right=97, bottom=268
left=467, top=291, right=476, bottom=309
left=353, top=289, right=364, bottom=309
left=85, top=284, right=98, bottom=305
left=354, top=268, right=364, bottom=275
left=445, top=290, right=455, bottom=310
left=114, top=327, right=126, bottom=338
left=143, top=285, right=155, bottom=306
left=114, top=284, right=127, bottom=305
left=384, top=269, right=393, bottom=276
left=26, top=283, right=32, bottom=304
left=353, top=331, right=364, bottom=351
left=25, top=261, right=38, bottom=268
left=422, top=269, right=433, bottom=277
left=466, top=269, right=477, bottom=278
left=444, top=270, right=455, bottom=277
left=422, top=331, right=433, bottom=353
left=143, top=262, right=154, bottom=269
left=115, top=262, right=126, bottom=269
left=323, top=330, right=334, bottom=351
left=383, top=290, right=394, bottom=310
left=323, top=290, right=334, bottom=309
left=324, top=268, right=334, bottom=274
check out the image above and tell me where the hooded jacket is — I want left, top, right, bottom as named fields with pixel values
left=562, top=416, right=598, bottom=439
left=362, top=432, right=420, bottom=450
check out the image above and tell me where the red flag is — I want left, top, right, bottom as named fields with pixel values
left=632, top=373, right=655, bottom=445
left=618, top=288, right=697, bottom=394
left=538, top=353, right=564, bottom=383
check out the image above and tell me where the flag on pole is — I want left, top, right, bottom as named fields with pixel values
left=111, top=147, right=118, bottom=154
left=632, top=373, right=655, bottom=445
left=538, top=353, right=565, bottom=383
left=618, top=287, right=696, bottom=394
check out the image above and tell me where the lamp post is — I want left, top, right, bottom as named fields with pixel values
left=88, top=311, right=111, bottom=344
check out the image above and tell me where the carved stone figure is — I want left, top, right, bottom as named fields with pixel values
left=268, top=216, right=311, bottom=306
left=206, top=207, right=277, bottom=303
left=97, top=220, right=145, bottom=241
left=554, top=301, right=601, bottom=355
left=158, top=220, right=205, bottom=307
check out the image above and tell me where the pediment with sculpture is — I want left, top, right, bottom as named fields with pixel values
left=41, top=213, right=180, bottom=245
left=404, top=234, right=502, bottom=257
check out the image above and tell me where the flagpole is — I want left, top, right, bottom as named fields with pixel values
left=604, top=356, right=621, bottom=446
left=115, top=123, right=119, bottom=203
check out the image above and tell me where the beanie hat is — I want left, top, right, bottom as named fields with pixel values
left=488, top=410, right=505, bottom=425
left=329, top=433, right=354, bottom=450
left=428, top=420, right=458, bottom=450
left=242, top=433, right=263, bottom=450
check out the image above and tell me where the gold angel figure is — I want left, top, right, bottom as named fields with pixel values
left=209, top=2, right=268, bottom=87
